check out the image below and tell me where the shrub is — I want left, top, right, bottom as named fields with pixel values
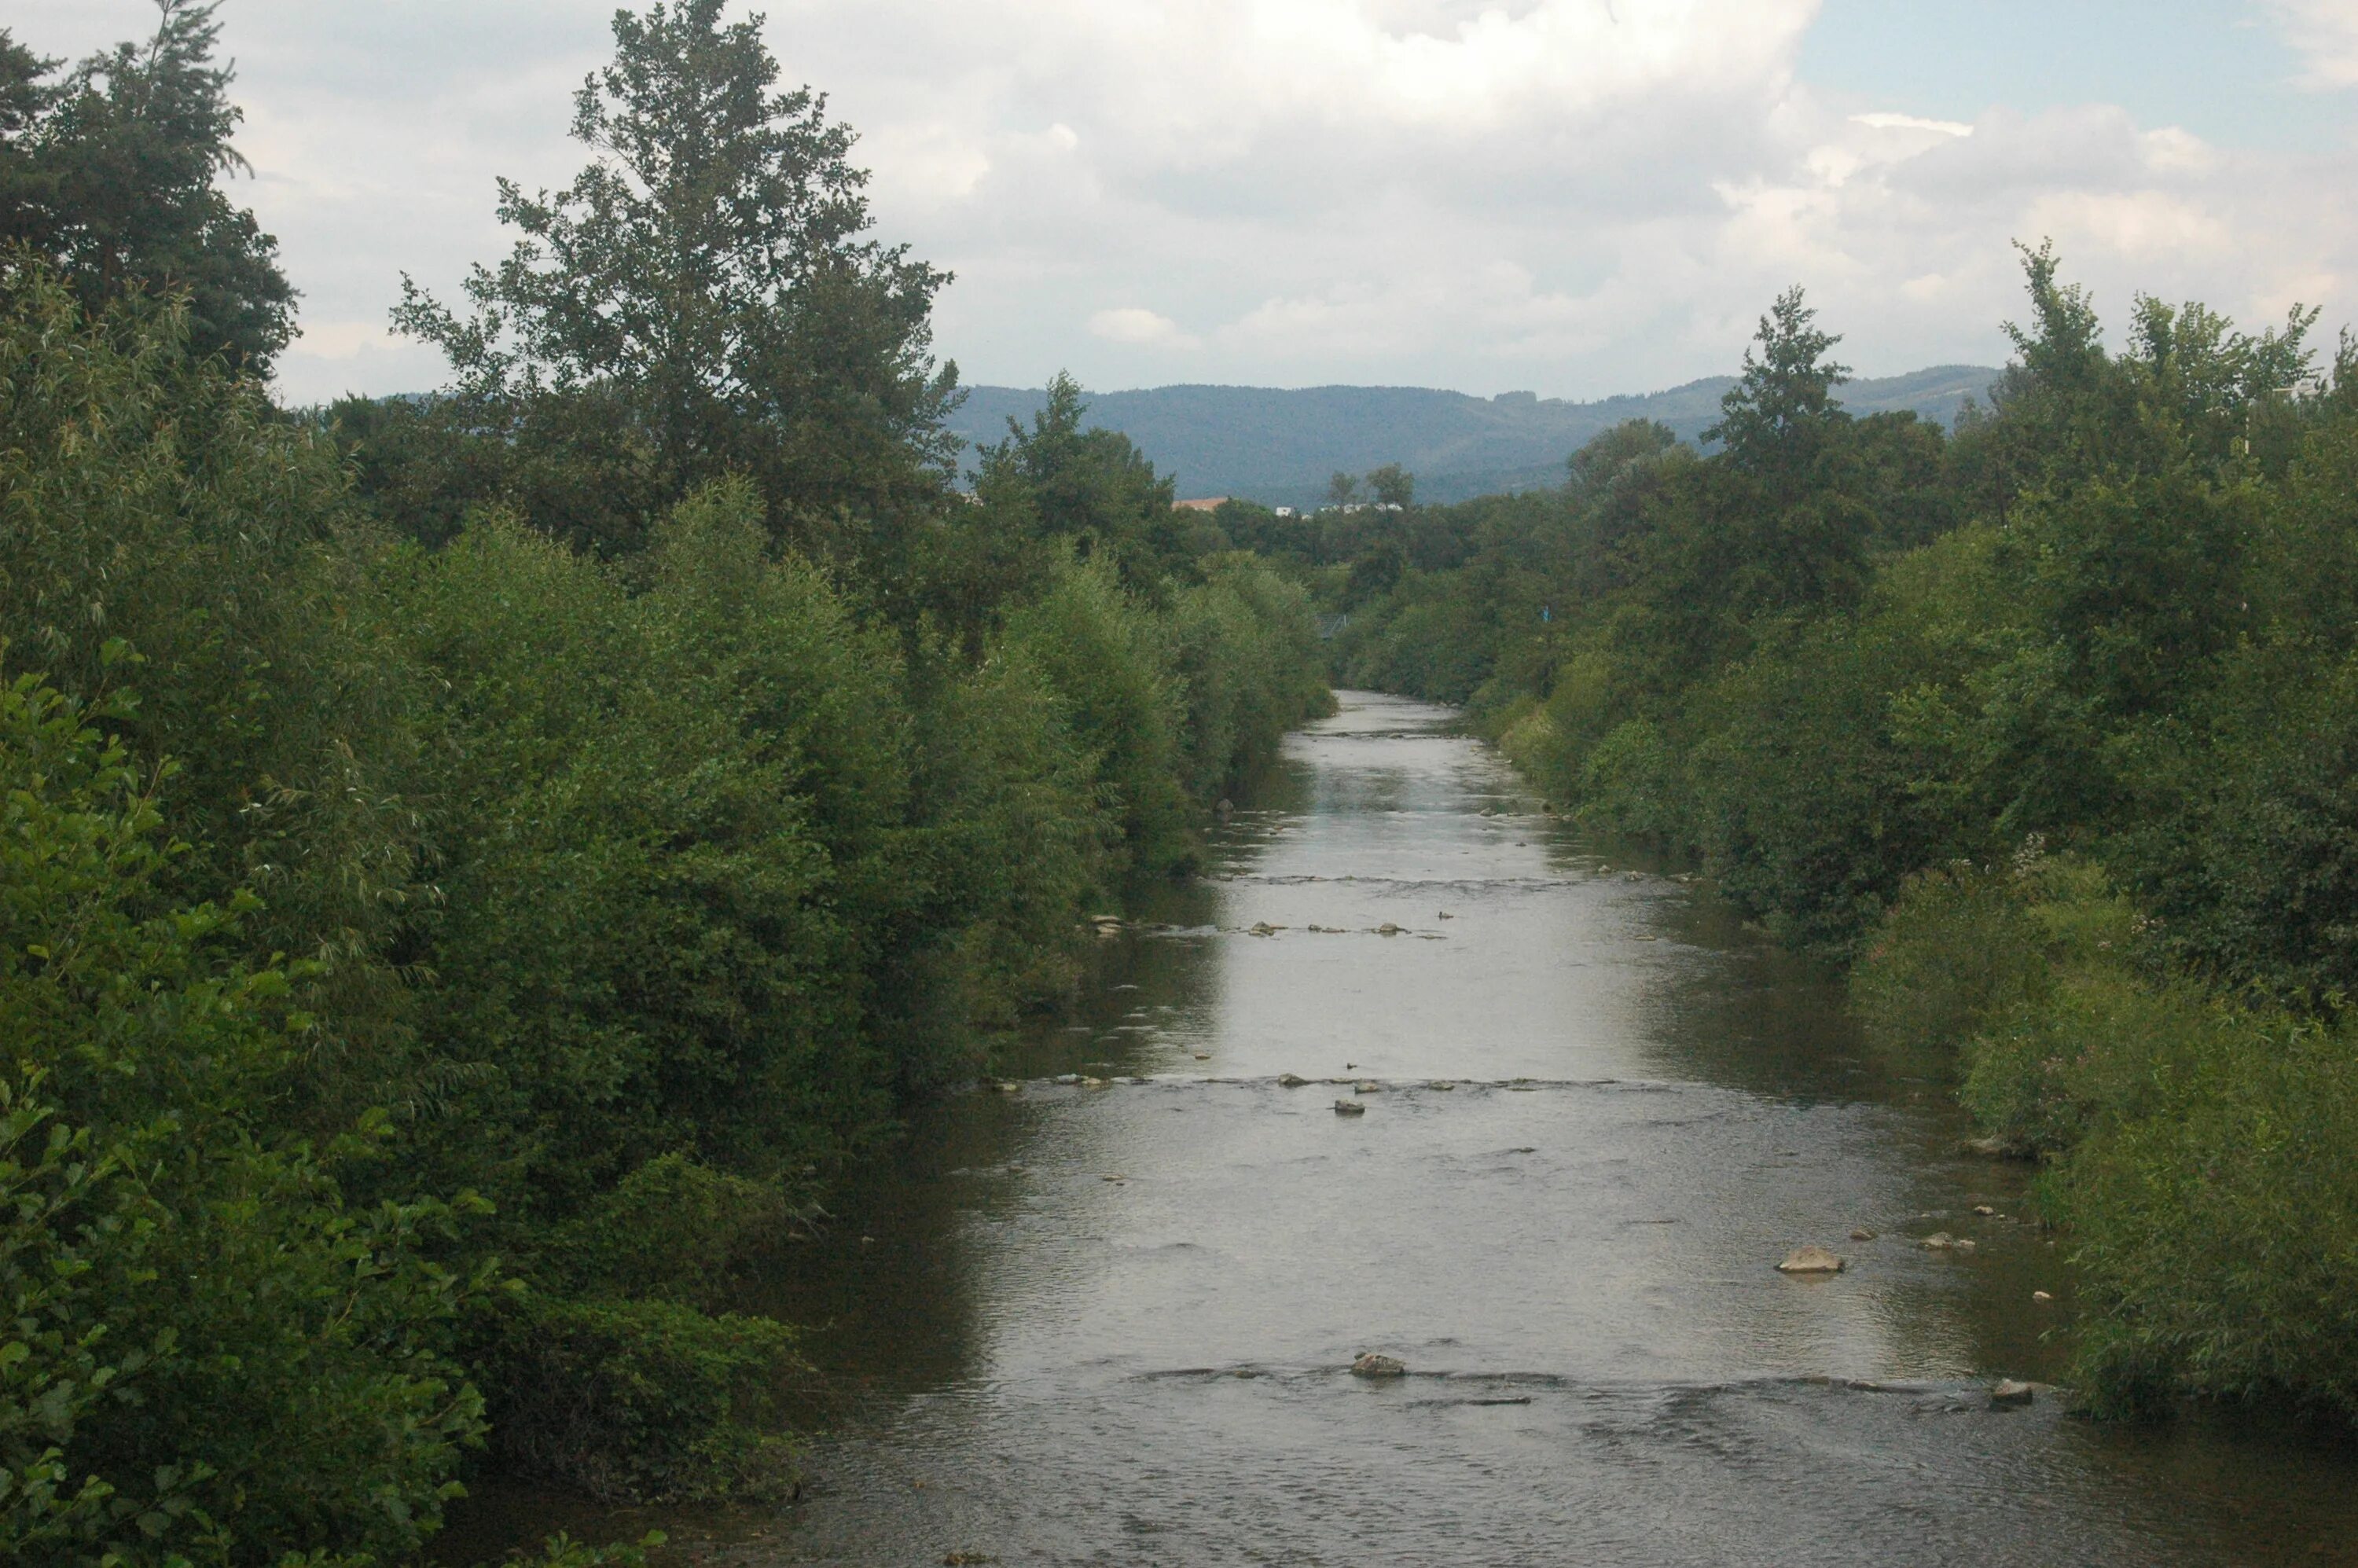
left=903, top=646, right=1106, bottom=1029
left=467, top=1292, right=800, bottom=1505
left=0, top=670, right=486, bottom=1567
left=1003, top=558, right=1194, bottom=877
left=542, top=1153, right=792, bottom=1309
left=1170, top=554, right=1331, bottom=799
left=2059, top=1004, right=2358, bottom=1421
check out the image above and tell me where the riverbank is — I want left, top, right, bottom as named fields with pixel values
left=443, top=693, right=2358, bottom=1565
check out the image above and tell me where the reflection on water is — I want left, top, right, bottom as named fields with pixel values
left=446, top=692, right=2358, bottom=1566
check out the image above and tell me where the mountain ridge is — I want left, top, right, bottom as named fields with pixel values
left=947, top=364, right=2001, bottom=508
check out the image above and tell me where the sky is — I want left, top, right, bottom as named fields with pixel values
left=14, top=0, right=2358, bottom=406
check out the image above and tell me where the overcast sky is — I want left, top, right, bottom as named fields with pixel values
left=15, top=0, right=2358, bottom=405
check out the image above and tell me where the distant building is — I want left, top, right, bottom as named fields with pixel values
left=1274, top=506, right=1295, bottom=518
left=1174, top=497, right=1229, bottom=512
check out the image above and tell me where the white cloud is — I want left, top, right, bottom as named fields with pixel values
left=2265, top=0, right=2358, bottom=89
left=1089, top=307, right=1200, bottom=348
left=1850, top=112, right=1974, bottom=137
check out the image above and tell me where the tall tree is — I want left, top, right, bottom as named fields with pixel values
left=392, top=0, right=959, bottom=556
left=1706, top=285, right=1850, bottom=491
left=1367, top=462, right=1415, bottom=509
left=0, top=2, right=292, bottom=375
left=976, top=372, right=1193, bottom=589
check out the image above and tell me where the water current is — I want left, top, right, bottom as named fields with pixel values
left=454, top=691, right=2358, bottom=1566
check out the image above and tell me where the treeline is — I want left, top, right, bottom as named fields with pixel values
left=0, top=4, right=1326, bottom=1565
left=1316, top=257, right=2358, bottom=1423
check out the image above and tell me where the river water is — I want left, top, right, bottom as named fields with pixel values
left=460, top=691, right=2358, bottom=1566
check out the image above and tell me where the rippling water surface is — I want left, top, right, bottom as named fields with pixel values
left=456, top=692, right=2358, bottom=1566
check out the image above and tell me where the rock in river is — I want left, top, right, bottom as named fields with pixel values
left=1278, top=1073, right=1309, bottom=1087
left=1989, top=1379, right=2037, bottom=1408
left=1333, top=1099, right=1367, bottom=1116
left=1351, top=1353, right=1406, bottom=1378
left=1776, top=1245, right=1846, bottom=1274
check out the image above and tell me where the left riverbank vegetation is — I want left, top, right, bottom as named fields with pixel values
left=1313, top=253, right=2358, bottom=1430
left=0, top=3, right=1329, bottom=1563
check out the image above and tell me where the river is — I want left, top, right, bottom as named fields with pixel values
left=457, top=690, right=2358, bottom=1566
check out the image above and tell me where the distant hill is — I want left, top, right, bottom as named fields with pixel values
left=946, top=365, right=2001, bottom=509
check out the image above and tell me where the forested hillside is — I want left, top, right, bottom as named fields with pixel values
left=1298, top=263, right=2358, bottom=1422
left=0, top=4, right=1328, bottom=1563
left=948, top=365, right=1998, bottom=508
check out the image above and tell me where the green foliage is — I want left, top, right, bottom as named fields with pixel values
left=378, top=496, right=905, bottom=1214
left=2061, top=1006, right=2358, bottom=1422
left=0, top=670, right=486, bottom=1568
left=0, top=2, right=293, bottom=373
left=0, top=223, right=1328, bottom=1559
left=1856, top=853, right=2358, bottom=1421
left=0, top=261, right=420, bottom=1133
left=978, top=373, right=1199, bottom=591
left=386, top=0, right=956, bottom=555
left=1169, top=556, right=1333, bottom=800
left=1005, top=558, right=1194, bottom=876
left=901, top=646, right=1106, bottom=1026
left=542, top=1154, right=792, bottom=1310
left=468, top=1291, right=799, bottom=1505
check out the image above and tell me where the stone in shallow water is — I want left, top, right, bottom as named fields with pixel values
left=1990, top=1379, right=2037, bottom=1408
left=1277, top=1073, right=1309, bottom=1087
left=1776, top=1245, right=1846, bottom=1274
left=1333, top=1099, right=1366, bottom=1116
left=1351, top=1353, right=1406, bottom=1378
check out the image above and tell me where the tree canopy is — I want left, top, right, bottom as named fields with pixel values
left=0, top=1, right=292, bottom=374
left=388, top=0, right=958, bottom=556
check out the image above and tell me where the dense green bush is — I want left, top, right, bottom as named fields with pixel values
left=1170, top=555, right=1333, bottom=800
left=1853, top=853, right=2358, bottom=1418
left=0, top=671, right=485, bottom=1568
left=2061, top=1006, right=2358, bottom=1421
left=1004, top=558, right=1196, bottom=877
left=379, top=498, right=905, bottom=1217
left=468, top=1292, right=800, bottom=1505
left=0, top=266, right=422, bottom=1119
